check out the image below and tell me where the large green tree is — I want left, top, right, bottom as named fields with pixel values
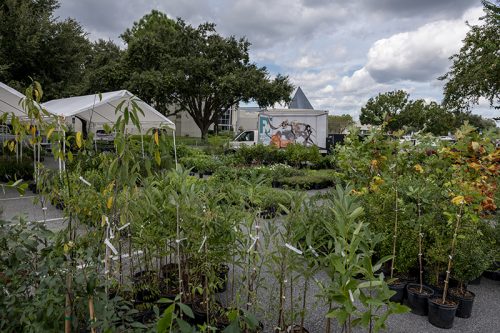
left=360, top=91, right=495, bottom=135
left=440, top=0, right=499, bottom=111
left=122, top=11, right=294, bottom=139
left=0, top=0, right=91, bottom=99
left=359, top=90, right=409, bottom=131
left=328, top=114, right=355, bottom=134
left=81, top=39, right=127, bottom=94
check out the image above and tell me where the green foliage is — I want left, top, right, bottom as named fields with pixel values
left=180, top=155, right=222, bottom=175
left=312, top=186, right=409, bottom=332
left=283, top=143, right=321, bottom=167
left=0, top=156, right=34, bottom=181
left=453, top=224, right=496, bottom=284
left=0, top=0, right=91, bottom=99
left=359, top=90, right=496, bottom=135
left=440, top=0, right=500, bottom=111
left=328, top=114, right=355, bottom=134
left=236, top=144, right=285, bottom=165
left=360, top=90, right=409, bottom=131
left=276, top=169, right=338, bottom=190
left=122, top=12, right=294, bottom=139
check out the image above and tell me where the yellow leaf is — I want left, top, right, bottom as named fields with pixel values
left=106, top=196, right=113, bottom=209
left=101, top=215, right=107, bottom=227
left=154, top=130, right=159, bottom=145
left=414, top=164, right=424, bottom=173
left=30, top=126, right=36, bottom=137
left=46, top=127, right=55, bottom=140
left=76, top=131, right=82, bottom=148
left=451, top=196, right=465, bottom=206
left=471, top=142, right=479, bottom=152
left=8, top=141, right=15, bottom=152
left=154, top=150, right=161, bottom=166
left=63, top=241, right=74, bottom=254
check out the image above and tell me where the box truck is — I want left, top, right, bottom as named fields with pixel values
left=229, top=109, right=328, bottom=153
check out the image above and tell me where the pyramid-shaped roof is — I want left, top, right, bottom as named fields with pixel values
left=289, top=87, right=313, bottom=109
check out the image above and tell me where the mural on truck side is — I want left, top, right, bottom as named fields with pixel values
left=259, top=115, right=316, bottom=148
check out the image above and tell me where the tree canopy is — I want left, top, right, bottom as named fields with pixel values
left=122, top=11, right=294, bottom=138
left=440, top=0, right=500, bottom=111
left=328, top=114, right=355, bottom=134
left=360, top=90, right=496, bottom=135
left=0, top=0, right=91, bottom=99
left=360, top=90, right=409, bottom=131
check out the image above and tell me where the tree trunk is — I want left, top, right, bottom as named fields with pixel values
left=200, top=124, right=210, bottom=141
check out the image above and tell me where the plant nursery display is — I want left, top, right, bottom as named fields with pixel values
left=0, top=82, right=498, bottom=332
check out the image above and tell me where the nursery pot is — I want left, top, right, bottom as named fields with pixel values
left=389, top=281, right=407, bottom=303
left=215, top=264, right=229, bottom=293
left=427, top=297, right=458, bottom=329
left=483, top=270, right=500, bottom=281
left=275, top=325, right=310, bottom=333
left=133, top=270, right=160, bottom=303
left=450, top=289, right=475, bottom=318
left=406, top=283, right=434, bottom=316
left=468, top=276, right=481, bottom=285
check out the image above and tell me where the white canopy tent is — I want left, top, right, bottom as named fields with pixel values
left=0, top=82, right=33, bottom=119
left=42, top=90, right=175, bottom=131
left=43, top=90, right=178, bottom=170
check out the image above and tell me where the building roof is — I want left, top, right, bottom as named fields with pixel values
left=289, top=87, right=314, bottom=110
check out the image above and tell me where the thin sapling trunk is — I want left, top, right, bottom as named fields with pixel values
left=442, top=204, right=463, bottom=303
left=417, top=200, right=423, bottom=293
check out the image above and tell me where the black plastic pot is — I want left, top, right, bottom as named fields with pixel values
left=276, top=325, right=309, bottom=333
left=406, top=283, right=434, bottom=316
left=483, top=270, right=500, bottom=281
left=450, top=289, right=475, bottom=318
left=133, top=270, right=160, bottom=303
left=427, top=297, right=458, bottom=329
left=389, top=281, right=407, bottom=303
left=428, top=282, right=444, bottom=297
left=469, top=276, right=481, bottom=285
left=215, top=264, right=229, bottom=293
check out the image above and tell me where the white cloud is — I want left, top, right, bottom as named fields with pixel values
left=365, top=7, right=483, bottom=83
left=338, top=68, right=377, bottom=93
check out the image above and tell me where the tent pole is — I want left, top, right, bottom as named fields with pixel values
left=173, top=130, right=178, bottom=168
left=140, top=129, right=145, bottom=159
left=62, top=125, right=66, bottom=172
left=58, top=119, right=62, bottom=176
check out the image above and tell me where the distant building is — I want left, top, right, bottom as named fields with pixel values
left=289, top=87, right=314, bottom=110
left=170, top=87, right=320, bottom=137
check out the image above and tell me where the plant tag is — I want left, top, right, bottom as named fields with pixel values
left=247, top=235, right=259, bottom=252
left=118, top=223, right=130, bottom=231
left=175, top=238, right=187, bottom=244
left=42, top=206, right=47, bottom=211
left=285, top=243, right=302, bottom=255
left=309, top=245, right=319, bottom=257
left=198, top=236, right=207, bottom=253
left=104, top=238, right=118, bottom=255
left=79, top=176, right=92, bottom=186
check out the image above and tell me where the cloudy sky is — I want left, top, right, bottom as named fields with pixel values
left=55, top=0, right=497, bottom=121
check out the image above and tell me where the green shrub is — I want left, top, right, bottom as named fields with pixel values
left=0, top=157, right=34, bottom=182
left=236, top=144, right=285, bottom=165
left=284, top=143, right=321, bottom=167
left=275, top=169, right=338, bottom=189
left=180, top=155, right=222, bottom=174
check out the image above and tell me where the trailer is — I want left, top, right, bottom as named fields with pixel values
left=229, top=109, right=328, bottom=153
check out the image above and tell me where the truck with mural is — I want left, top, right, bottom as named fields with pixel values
left=229, top=109, right=328, bottom=153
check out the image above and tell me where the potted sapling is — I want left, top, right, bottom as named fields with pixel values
left=427, top=197, right=465, bottom=329
left=448, top=226, right=493, bottom=318
left=404, top=181, right=434, bottom=316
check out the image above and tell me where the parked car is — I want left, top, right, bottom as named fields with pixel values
left=94, top=129, right=115, bottom=142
